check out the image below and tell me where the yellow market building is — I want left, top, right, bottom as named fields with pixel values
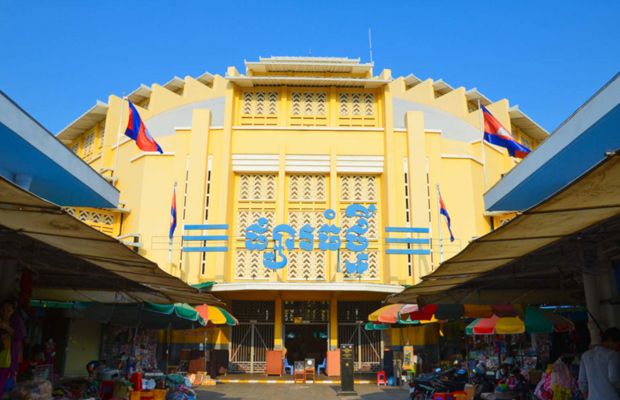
left=57, top=56, right=547, bottom=373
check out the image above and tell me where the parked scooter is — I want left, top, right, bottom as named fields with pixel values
left=409, top=368, right=467, bottom=399
left=471, top=363, right=495, bottom=400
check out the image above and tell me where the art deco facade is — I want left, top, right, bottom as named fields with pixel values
left=57, top=57, right=547, bottom=372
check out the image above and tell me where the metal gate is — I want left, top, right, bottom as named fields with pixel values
left=230, top=322, right=274, bottom=373
left=338, top=324, right=382, bottom=373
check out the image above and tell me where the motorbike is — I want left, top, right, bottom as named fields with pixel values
left=471, top=364, right=495, bottom=400
left=409, top=368, right=467, bottom=399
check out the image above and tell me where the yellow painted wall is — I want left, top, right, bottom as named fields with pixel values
left=60, top=59, right=548, bottom=347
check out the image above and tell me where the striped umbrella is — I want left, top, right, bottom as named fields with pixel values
left=195, top=305, right=238, bottom=326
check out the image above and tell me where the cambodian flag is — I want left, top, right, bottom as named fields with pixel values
left=169, top=187, right=177, bottom=241
left=125, top=101, right=163, bottom=153
left=481, top=105, right=530, bottom=159
left=439, top=193, right=454, bottom=242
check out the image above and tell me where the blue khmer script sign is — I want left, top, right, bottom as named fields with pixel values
left=245, top=204, right=376, bottom=275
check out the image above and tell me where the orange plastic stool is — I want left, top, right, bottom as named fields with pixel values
left=376, top=371, right=387, bottom=386
left=452, top=391, right=467, bottom=400
left=100, top=381, right=115, bottom=400
left=433, top=394, right=454, bottom=400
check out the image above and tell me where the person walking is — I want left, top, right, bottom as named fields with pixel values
left=578, top=327, right=620, bottom=400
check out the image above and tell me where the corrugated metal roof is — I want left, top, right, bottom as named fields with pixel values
left=465, top=88, right=492, bottom=107
left=509, top=105, right=549, bottom=141
left=163, top=76, right=185, bottom=92
left=390, top=150, right=620, bottom=305
left=227, top=75, right=391, bottom=88
left=0, top=176, right=223, bottom=306
left=56, top=100, right=108, bottom=143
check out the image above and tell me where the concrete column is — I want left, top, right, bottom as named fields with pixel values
left=275, top=298, right=283, bottom=349
left=330, top=299, right=338, bottom=350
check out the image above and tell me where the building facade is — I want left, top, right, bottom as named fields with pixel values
left=57, top=57, right=547, bottom=372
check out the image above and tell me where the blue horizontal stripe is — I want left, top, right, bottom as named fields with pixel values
left=385, top=238, right=430, bottom=244
left=182, top=246, right=228, bottom=253
left=386, top=249, right=431, bottom=255
left=185, top=224, right=229, bottom=230
left=183, top=235, right=228, bottom=241
left=385, top=227, right=429, bottom=233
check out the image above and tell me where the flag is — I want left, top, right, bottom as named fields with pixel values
left=125, top=101, right=163, bottom=153
left=481, top=105, right=530, bottom=159
left=169, top=187, right=177, bottom=241
left=439, top=193, right=454, bottom=242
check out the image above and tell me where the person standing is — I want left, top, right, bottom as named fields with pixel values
left=578, top=327, right=620, bottom=400
left=0, top=300, right=16, bottom=398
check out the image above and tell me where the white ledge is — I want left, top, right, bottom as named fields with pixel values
left=233, top=126, right=384, bottom=132
left=130, top=152, right=175, bottom=163
left=207, top=282, right=404, bottom=293
left=441, top=154, right=484, bottom=166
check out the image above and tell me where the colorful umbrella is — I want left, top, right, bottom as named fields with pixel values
left=73, top=302, right=206, bottom=330
left=195, top=305, right=238, bottom=326
left=524, top=307, right=575, bottom=333
left=466, top=315, right=525, bottom=335
left=365, top=322, right=390, bottom=331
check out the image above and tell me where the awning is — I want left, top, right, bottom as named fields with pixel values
left=0, top=176, right=222, bottom=306
left=390, top=150, right=620, bottom=305
left=73, top=302, right=206, bottom=330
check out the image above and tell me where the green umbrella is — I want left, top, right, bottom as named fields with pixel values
left=73, top=302, right=205, bottom=330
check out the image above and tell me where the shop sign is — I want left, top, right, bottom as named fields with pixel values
left=245, top=204, right=375, bottom=274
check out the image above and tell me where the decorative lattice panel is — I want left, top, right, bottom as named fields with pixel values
left=237, top=210, right=276, bottom=237
left=287, top=211, right=325, bottom=232
left=316, top=92, right=327, bottom=115
left=98, top=124, right=105, bottom=150
left=240, top=175, right=277, bottom=201
left=363, top=93, right=375, bottom=116
left=267, top=92, right=278, bottom=115
left=340, top=210, right=378, bottom=240
left=351, top=93, right=362, bottom=116
left=340, top=175, right=378, bottom=202
left=339, top=92, right=350, bottom=115
left=232, top=300, right=276, bottom=322
left=341, top=250, right=380, bottom=281
left=71, top=143, right=79, bottom=154
left=78, top=210, right=89, bottom=222
left=337, top=301, right=382, bottom=322
left=255, top=91, right=266, bottom=115
left=239, top=175, right=251, bottom=200
left=234, top=249, right=270, bottom=280
left=103, top=214, right=114, bottom=225
left=82, top=132, right=95, bottom=159
left=283, top=301, right=330, bottom=323
left=63, top=207, right=76, bottom=217
left=315, top=175, right=326, bottom=200
left=289, top=175, right=300, bottom=200
left=242, top=92, right=254, bottom=114
left=291, top=92, right=302, bottom=115
left=289, top=175, right=327, bottom=201
left=91, top=212, right=102, bottom=223
left=304, top=92, right=314, bottom=115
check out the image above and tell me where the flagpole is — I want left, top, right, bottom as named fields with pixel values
left=168, top=180, right=178, bottom=263
left=436, top=183, right=444, bottom=264
left=478, top=97, right=488, bottom=191
left=112, top=93, right=126, bottom=183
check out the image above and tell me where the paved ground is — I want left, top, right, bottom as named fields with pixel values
left=196, top=383, right=411, bottom=399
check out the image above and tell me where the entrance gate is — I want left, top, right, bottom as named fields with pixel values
left=230, top=322, right=274, bottom=373
left=337, top=301, right=383, bottom=373
left=230, top=300, right=275, bottom=373
left=338, top=324, right=382, bottom=373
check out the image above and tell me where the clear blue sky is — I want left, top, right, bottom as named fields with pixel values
left=1, top=1, right=618, bottom=134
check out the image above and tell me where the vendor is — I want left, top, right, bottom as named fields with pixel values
left=496, top=363, right=510, bottom=381
left=18, top=344, right=44, bottom=382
